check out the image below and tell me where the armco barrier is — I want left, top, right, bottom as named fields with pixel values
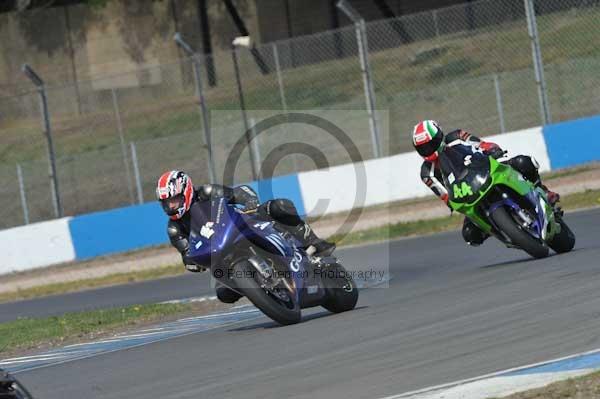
left=543, top=115, right=600, bottom=169
left=299, top=127, right=550, bottom=216
left=0, top=217, right=75, bottom=274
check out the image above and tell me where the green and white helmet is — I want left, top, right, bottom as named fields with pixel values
left=412, top=120, right=444, bottom=161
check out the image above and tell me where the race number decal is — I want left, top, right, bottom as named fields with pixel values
left=453, top=182, right=474, bottom=199
left=289, top=249, right=303, bottom=272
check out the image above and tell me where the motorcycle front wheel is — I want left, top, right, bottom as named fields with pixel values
left=233, top=261, right=301, bottom=325
left=491, top=207, right=549, bottom=259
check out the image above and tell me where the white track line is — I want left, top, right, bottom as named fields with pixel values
left=379, top=347, right=600, bottom=399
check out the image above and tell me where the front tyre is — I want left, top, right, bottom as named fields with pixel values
left=321, top=264, right=359, bottom=313
left=548, top=217, right=576, bottom=254
left=491, top=207, right=549, bottom=259
left=232, top=261, right=301, bottom=325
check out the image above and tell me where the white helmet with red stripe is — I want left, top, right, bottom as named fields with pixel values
left=156, top=170, right=194, bottom=220
left=412, top=120, right=444, bottom=162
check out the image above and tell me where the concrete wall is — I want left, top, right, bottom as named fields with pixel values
left=543, top=115, right=600, bottom=170
left=0, top=217, right=75, bottom=274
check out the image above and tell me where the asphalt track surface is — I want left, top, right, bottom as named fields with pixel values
left=0, top=272, right=214, bottom=323
left=12, top=208, right=600, bottom=398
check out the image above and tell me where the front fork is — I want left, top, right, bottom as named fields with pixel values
left=483, top=187, right=559, bottom=245
left=530, top=186, right=560, bottom=242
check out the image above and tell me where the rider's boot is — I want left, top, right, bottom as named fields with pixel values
left=540, top=184, right=560, bottom=206
left=462, top=218, right=489, bottom=246
left=530, top=168, right=560, bottom=206
left=293, top=223, right=336, bottom=256
left=533, top=178, right=560, bottom=206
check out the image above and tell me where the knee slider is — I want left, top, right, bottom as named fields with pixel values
left=167, top=222, right=180, bottom=239
left=267, top=198, right=302, bottom=226
left=167, top=222, right=188, bottom=253
left=216, top=285, right=242, bottom=304
left=462, top=222, right=486, bottom=246
left=269, top=198, right=297, bottom=216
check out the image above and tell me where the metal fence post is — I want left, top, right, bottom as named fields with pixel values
left=174, top=33, right=217, bottom=184
left=130, top=142, right=144, bottom=204
left=337, top=0, right=382, bottom=159
left=432, top=9, right=440, bottom=38
left=493, top=74, right=506, bottom=133
left=249, top=117, right=262, bottom=175
left=273, top=43, right=289, bottom=115
left=524, top=0, right=551, bottom=125
left=231, top=45, right=260, bottom=180
left=21, top=64, right=63, bottom=218
left=272, top=42, right=299, bottom=173
left=111, top=88, right=135, bottom=204
left=16, top=163, right=29, bottom=224
left=191, top=57, right=217, bottom=184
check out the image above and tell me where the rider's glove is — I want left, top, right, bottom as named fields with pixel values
left=233, top=185, right=259, bottom=211
left=244, top=197, right=259, bottom=211
left=480, top=142, right=506, bottom=160
left=489, top=148, right=507, bottom=160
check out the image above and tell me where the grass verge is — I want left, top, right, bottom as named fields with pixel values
left=491, top=370, right=600, bottom=399
left=331, top=188, right=600, bottom=247
left=542, top=163, right=599, bottom=181
left=330, top=213, right=463, bottom=247
left=0, top=302, right=195, bottom=356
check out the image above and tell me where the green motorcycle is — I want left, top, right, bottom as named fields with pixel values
left=439, top=143, right=575, bottom=259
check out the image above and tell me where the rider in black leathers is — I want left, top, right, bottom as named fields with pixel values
left=156, top=170, right=335, bottom=304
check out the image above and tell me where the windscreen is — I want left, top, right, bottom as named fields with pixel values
left=188, top=198, right=236, bottom=260
left=439, top=144, right=491, bottom=203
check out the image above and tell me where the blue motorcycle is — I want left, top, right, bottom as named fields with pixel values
left=187, top=197, right=358, bottom=325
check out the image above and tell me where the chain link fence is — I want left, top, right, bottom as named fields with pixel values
left=536, top=0, right=600, bottom=122
left=1, top=0, right=599, bottom=229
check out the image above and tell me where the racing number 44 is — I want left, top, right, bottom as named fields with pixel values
left=453, top=182, right=474, bottom=199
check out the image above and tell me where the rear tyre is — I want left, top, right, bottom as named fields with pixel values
left=233, top=261, right=301, bottom=325
left=321, top=264, right=359, bottom=313
left=491, top=207, right=549, bottom=259
left=548, top=217, right=576, bottom=254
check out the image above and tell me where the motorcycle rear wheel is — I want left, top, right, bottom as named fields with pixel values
left=321, top=264, right=359, bottom=313
left=548, top=217, right=576, bottom=254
